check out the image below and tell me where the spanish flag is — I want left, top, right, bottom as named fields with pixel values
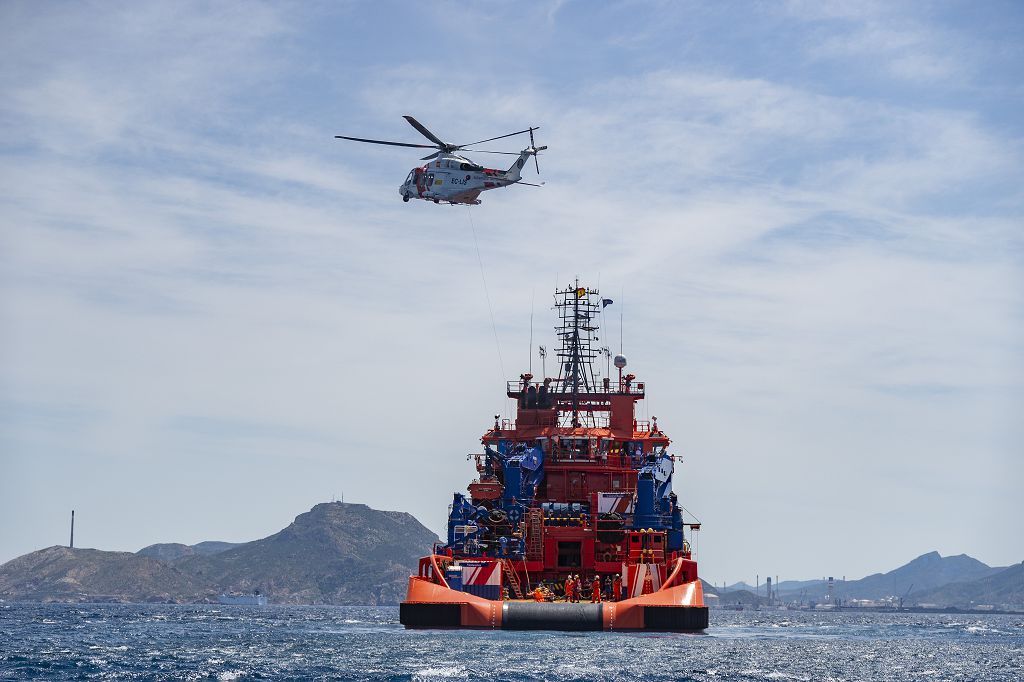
left=575, top=287, right=586, bottom=298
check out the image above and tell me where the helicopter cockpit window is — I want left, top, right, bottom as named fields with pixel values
left=460, top=162, right=484, bottom=172
left=405, top=170, right=415, bottom=185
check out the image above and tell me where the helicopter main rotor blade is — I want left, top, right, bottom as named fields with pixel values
left=461, top=126, right=539, bottom=148
left=403, top=115, right=447, bottom=147
left=459, top=148, right=522, bottom=155
left=334, top=135, right=437, bottom=149
left=420, top=151, right=442, bottom=161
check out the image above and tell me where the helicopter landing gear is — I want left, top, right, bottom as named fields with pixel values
left=433, top=198, right=439, bottom=204
left=402, top=194, right=410, bottom=202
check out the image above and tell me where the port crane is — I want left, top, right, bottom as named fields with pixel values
left=899, top=583, right=914, bottom=609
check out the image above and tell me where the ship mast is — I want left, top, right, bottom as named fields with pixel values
left=555, top=279, right=599, bottom=427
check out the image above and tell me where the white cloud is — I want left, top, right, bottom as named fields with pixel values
left=1, top=2, right=1021, bottom=580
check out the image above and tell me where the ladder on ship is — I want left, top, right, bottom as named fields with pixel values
left=526, top=508, right=544, bottom=561
left=502, top=559, right=525, bottom=599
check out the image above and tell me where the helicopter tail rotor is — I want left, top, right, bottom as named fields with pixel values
left=529, top=128, right=541, bottom=174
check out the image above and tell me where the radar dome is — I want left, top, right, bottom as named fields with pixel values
left=613, top=354, right=627, bottom=369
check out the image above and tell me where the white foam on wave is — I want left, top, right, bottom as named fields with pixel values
left=413, top=665, right=467, bottom=679
left=965, top=625, right=1003, bottom=635
left=766, top=672, right=810, bottom=681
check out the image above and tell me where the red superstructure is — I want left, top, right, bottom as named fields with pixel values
left=401, top=283, right=707, bottom=631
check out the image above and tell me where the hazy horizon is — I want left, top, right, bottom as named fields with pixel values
left=35, top=504, right=1018, bottom=589
left=2, top=1, right=1022, bottom=585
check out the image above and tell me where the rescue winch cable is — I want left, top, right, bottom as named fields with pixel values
left=466, top=205, right=508, bottom=421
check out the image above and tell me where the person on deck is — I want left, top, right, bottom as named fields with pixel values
left=613, top=574, right=622, bottom=601
left=537, top=378, right=551, bottom=408
left=564, top=575, right=574, bottom=602
left=591, top=575, right=602, bottom=603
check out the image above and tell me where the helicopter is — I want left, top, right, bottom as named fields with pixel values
left=335, top=115, right=546, bottom=205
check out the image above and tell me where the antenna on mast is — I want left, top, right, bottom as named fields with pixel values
left=529, top=289, right=535, bottom=373
left=619, top=286, right=624, bottom=354
left=554, top=278, right=599, bottom=428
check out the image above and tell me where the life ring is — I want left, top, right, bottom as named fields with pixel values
left=507, top=506, right=523, bottom=524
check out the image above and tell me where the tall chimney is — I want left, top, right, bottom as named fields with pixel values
left=70, top=509, right=75, bottom=549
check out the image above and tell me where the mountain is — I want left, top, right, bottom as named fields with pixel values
left=715, top=588, right=766, bottom=608
left=724, top=581, right=755, bottom=591
left=0, top=546, right=209, bottom=602
left=0, top=502, right=438, bottom=605
left=911, top=562, right=1024, bottom=608
left=776, top=552, right=1004, bottom=601
left=175, top=502, right=439, bottom=605
left=136, top=543, right=195, bottom=562
left=849, top=552, right=1001, bottom=599
left=191, top=541, right=242, bottom=556
left=136, top=541, right=241, bottom=562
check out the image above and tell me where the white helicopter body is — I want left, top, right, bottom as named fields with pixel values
left=398, top=149, right=538, bottom=205
left=336, top=116, right=545, bottom=205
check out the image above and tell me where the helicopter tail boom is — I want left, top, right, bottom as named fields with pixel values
left=504, top=145, right=546, bottom=182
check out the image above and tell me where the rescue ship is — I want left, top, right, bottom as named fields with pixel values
left=400, top=283, right=708, bottom=631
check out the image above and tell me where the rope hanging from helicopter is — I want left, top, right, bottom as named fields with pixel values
left=465, top=205, right=510, bottom=422
left=332, top=115, right=546, bottom=425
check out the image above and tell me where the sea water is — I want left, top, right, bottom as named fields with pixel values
left=1, top=603, right=1021, bottom=680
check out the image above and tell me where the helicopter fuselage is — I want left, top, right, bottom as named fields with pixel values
left=399, top=152, right=529, bottom=205
left=336, top=116, right=543, bottom=205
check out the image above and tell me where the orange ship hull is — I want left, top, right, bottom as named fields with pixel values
left=400, top=573, right=708, bottom=631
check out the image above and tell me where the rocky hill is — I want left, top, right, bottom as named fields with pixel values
left=0, top=546, right=210, bottom=602
left=136, top=541, right=241, bottom=562
left=911, top=561, right=1024, bottom=608
left=776, top=552, right=1005, bottom=601
left=0, top=502, right=438, bottom=605
left=851, top=552, right=1002, bottom=599
left=176, top=502, right=438, bottom=605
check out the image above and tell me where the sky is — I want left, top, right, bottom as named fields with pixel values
left=1, top=1, right=1022, bottom=585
